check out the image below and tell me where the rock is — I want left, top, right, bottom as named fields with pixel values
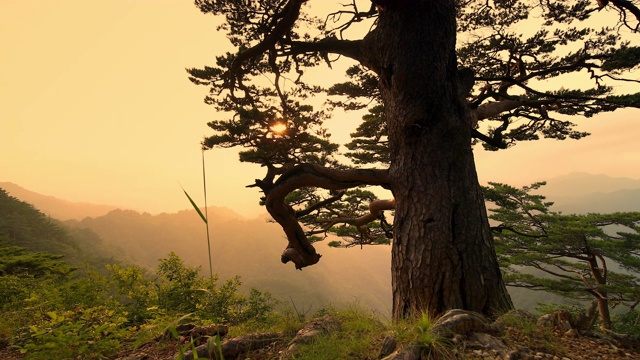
left=452, top=334, right=465, bottom=344
left=280, top=316, right=342, bottom=358
left=537, top=311, right=573, bottom=332
left=468, top=332, right=511, bottom=358
left=379, top=335, right=397, bottom=358
left=564, top=329, right=579, bottom=338
left=507, top=346, right=533, bottom=360
left=496, top=309, right=537, bottom=325
left=175, top=323, right=196, bottom=333
left=182, top=332, right=282, bottom=360
left=380, top=345, right=422, bottom=360
left=288, top=316, right=341, bottom=346
left=432, top=309, right=500, bottom=336
left=190, top=324, right=228, bottom=339
left=162, top=323, right=227, bottom=346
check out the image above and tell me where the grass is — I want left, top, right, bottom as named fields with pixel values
left=10, top=301, right=633, bottom=360
left=227, top=308, right=305, bottom=338
left=283, top=306, right=458, bottom=360
left=287, top=305, right=385, bottom=360
left=390, top=312, right=455, bottom=359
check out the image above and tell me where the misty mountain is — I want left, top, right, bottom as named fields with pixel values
left=535, top=173, right=640, bottom=213
left=64, top=208, right=394, bottom=316
left=542, top=172, right=640, bottom=198
left=550, top=188, right=640, bottom=214
left=0, top=182, right=120, bottom=221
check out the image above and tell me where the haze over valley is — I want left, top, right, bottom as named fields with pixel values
left=2, top=172, right=638, bottom=316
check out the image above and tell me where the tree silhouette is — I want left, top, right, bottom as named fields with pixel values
left=187, top=0, right=640, bottom=319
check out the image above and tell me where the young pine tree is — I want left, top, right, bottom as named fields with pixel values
left=484, top=182, right=640, bottom=329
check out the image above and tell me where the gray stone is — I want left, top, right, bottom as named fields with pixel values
left=380, top=345, right=422, bottom=360
left=379, top=335, right=397, bottom=358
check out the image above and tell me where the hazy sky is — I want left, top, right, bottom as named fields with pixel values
left=2, top=1, right=639, bottom=218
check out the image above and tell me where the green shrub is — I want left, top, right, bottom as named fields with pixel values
left=2, top=249, right=277, bottom=358
left=107, top=263, right=156, bottom=324
left=18, top=306, right=132, bottom=360
left=60, top=269, right=111, bottom=309
left=155, top=253, right=277, bottom=325
left=0, top=274, right=33, bottom=310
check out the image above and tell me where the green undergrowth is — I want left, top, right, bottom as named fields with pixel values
left=0, top=250, right=279, bottom=360
left=285, top=306, right=456, bottom=360
left=287, top=305, right=386, bottom=360
left=1, top=238, right=637, bottom=359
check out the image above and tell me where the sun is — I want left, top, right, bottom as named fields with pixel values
left=270, top=122, right=287, bottom=134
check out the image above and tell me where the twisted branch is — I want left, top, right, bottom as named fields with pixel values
left=265, top=164, right=389, bottom=269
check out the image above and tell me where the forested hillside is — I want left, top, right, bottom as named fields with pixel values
left=0, top=188, right=123, bottom=271
left=1, top=182, right=638, bottom=359
left=0, top=188, right=280, bottom=359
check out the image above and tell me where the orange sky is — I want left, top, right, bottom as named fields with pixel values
left=1, top=1, right=639, bottom=218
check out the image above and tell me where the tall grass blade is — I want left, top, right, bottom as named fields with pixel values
left=181, top=185, right=208, bottom=224
left=201, top=148, right=213, bottom=279
left=179, top=146, right=213, bottom=279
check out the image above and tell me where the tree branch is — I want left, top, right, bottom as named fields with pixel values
left=265, top=164, right=389, bottom=269
left=295, top=191, right=345, bottom=218
left=283, top=39, right=364, bottom=63
left=324, top=0, right=377, bottom=38
left=531, top=262, right=581, bottom=282
left=490, top=224, right=548, bottom=238
left=318, top=198, right=395, bottom=238
left=230, top=0, right=306, bottom=72
left=477, top=75, right=634, bottom=108
left=609, top=0, right=640, bottom=31
left=473, top=99, right=557, bottom=121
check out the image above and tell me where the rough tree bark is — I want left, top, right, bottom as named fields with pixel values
left=362, top=0, right=513, bottom=319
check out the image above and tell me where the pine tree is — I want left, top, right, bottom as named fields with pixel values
left=187, top=0, right=640, bottom=319
left=484, top=182, right=640, bottom=329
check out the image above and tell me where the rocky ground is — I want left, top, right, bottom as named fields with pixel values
left=1, top=331, right=638, bottom=359
left=2, top=309, right=638, bottom=359
left=110, top=309, right=640, bottom=360
left=465, top=326, right=640, bottom=359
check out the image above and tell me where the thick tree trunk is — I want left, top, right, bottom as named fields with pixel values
left=363, top=0, right=512, bottom=319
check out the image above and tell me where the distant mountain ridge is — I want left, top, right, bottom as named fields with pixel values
left=0, top=182, right=121, bottom=220
left=4, top=172, right=638, bottom=221
left=541, top=172, right=640, bottom=198
left=535, top=173, right=640, bottom=213
left=3, top=173, right=639, bottom=314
